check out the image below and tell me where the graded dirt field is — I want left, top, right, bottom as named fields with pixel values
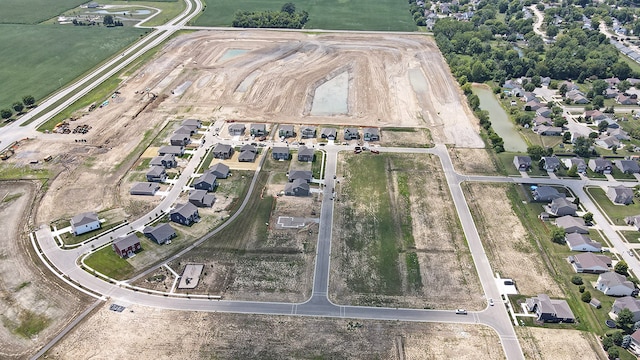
left=463, top=183, right=563, bottom=297
left=449, top=148, right=500, bottom=176
left=47, top=301, right=505, bottom=360
left=516, top=327, right=605, bottom=360
left=330, top=153, right=484, bottom=309
left=0, top=181, right=89, bottom=359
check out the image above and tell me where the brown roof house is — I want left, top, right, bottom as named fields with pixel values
left=568, top=252, right=612, bottom=273
left=595, top=272, right=637, bottom=297
left=170, top=202, right=200, bottom=226
left=113, top=233, right=141, bottom=258
left=545, top=197, right=577, bottom=217
left=70, top=212, right=101, bottom=236
left=525, top=294, right=575, bottom=323
left=143, top=223, right=176, bottom=245
left=284, top=179, right=310, bottom=197
left=607, top=185, right=634, bottom=205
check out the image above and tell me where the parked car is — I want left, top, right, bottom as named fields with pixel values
left=370, top=149, right=380, bottom=154
left=456, top=309, right=467, bottom=315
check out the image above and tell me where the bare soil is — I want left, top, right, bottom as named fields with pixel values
left=0, top=181, right=89, bottom=359
left=47, top=301, right=504, bottom=360
left=449, top=148, right=500, bottom=176
left=463, top=183, right=563, bottom=296
left=516, top=327, right=606, bottom=360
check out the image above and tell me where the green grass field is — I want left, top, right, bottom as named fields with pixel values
left=0, top=0, right=86, bottom=24
left=194, top=0, right=416, bottom=31
left=0, top=24, right=145, bottom=112
left=84, top=246, right=136, bottom=280
left=587, top=187, right=640, bottom=225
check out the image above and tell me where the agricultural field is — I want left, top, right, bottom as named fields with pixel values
left=47, top=301, right=505, bottom=360
left=193, top=0, right=417, bottom=31
left=0, top=24, right=144, bottom=112
left=0, top=0, right=86, bottom=24
left=330, top=152, right=484, bottom=309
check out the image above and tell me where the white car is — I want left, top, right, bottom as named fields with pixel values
left=455, top=309, right=467, bottom=315
left=489, top=299, right=494, bottom=306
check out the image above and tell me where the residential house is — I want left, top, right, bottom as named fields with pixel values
left=566, top=89, right=589, bottom=104
left=170, top=133, right=190, bottom=146
left=533, top=116, right=552, bottom=126
left=561, top=81, right=579, bottom=91
left=536, top=126, right=563, bottom=136
left=595, top=272, right=636, bottom=297
left=130, top=182, right=160, bottom=196
left=605, top=88, right=619, bottom=99
left=143, top=223, right=176, bottom=245
left=288, top=170, right=312, bottom=183
left=250, top=124, right=267, bottom=137
left=511, top=87, right=525, bottom=97
left=588, top=158, right=613, bottom=174
left=170, top=202, right=200, bottom=226
left=536, top=107, right=552, bottom=118
left=174, top=125, right=198, bottom=136
left=605, top=77, right=621, bottom=87
left=188, top=189, right=216, bottom=207
left=182, top=119, right=202, bottom=128
left=212, top=144, right=233, bottom=159
left=278, top=125, right=295, bottom=138
left=297, top=146, right=314, bottom=162
left=300, top=126, right=316, bottom=139
left=112, top=234, right=141, bottom=258
left=545, top=197, right=577, bottom=217
left=240, top=144, right=256, bottom=154
left=584, top=110, right=608, bottom=121
left=607, top=185, right=634, bottom=205
left=541, top=157, right=561, bottom=172
left=568, top=252, right=612, bottom=273
left=363, top=128, right=380, bottom=141
left=532, top=186, right=565, bottom=202
left=272, top=146, right=290, bottom=160
left=609, top=128, right=630, bottom=141
left=615, top=160, right=640, bottom=174
left=208, top=163, right=229, bottom=179
left=344, top=128, right=359, bottom=140
left=611, top=296, right=640, bottom=322
left=555, top=215, right=589, bottom=234
left=562, top=158, right=587, bottom=173
left=596, top=135, right=621, bottom=149
left=193, top=172, right=217, bottom=192
left=150, top=154, right=177, bottom=169
left=626, top=215, right=640, bottom=230
left=565, top=233, right=602, bottom=252
left=158, top=146, right=184, bottom=156
left=525, top=294, right=575, bottom=323
left=320, top=128, right=337, bottom=140
left=70, top=212, right=101, bottom=236
left=503, top=79, right=519, bottom=89
left=238, top=149, right=256, bottom=162
left=617, top=94, right=637, bottom=105
left=629, top=330, right=640, bottom=356
left=513, top=156, right=532, bottom=171
left=228, top=123, right=246, bottom=136
left=524, top=100, right=543, bottom=111
left=146, top=166, right=167, bottom=182
left=521, top=92, right=537, bottom=102
left=284, top=178, right=310, bottom=197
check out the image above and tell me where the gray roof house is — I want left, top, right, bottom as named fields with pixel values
left=272, top=146, right=290, bottom=160
left=541, top=157, right=561, bottom=172
left=595, top=135, right=621, bottom=149
left=536, top=107, right=553, bottom=118
left=596, top=272, right=636, bottom=297
left=143, top=223, right=176, bottom=245
left=193, top=172, right=217, bottom=192
left=146, top=166, right=167, bottom=182
left=182, top=119, right=202, bottom=128
left=562, top=158, right=587, bottom=173
left=238, top=150, right=256, bottom=162
left=565, top=233, right=602, bottom=252
left=344, top=128, right=359, bottom=140
left=568, top=252, right=612, bottom=273
left=588, top=158, right=613, bottom=174
left=240, top=144, right=257, bottom=154
left=70, top=212, right=100, bottom=236
left=130, top=182, right=160, bottom=196
left=213, top=144, right=233, bottom=159
left=608, top=128, right=630, bottom=141
left=170, top=133, right=190, bottom=146
left=555, top=215, right=589, bottom=234
left=320, top=128, right=337, bottom=140
left=150, top=154, right=177, bottom=169
left=363, top=128, right=380, bottom=141
left=545, top=197, right=577, bottom=217
left=525, top=294, right=575, bottom=323
left=300, top=126, right=316, bottom=139
left=625, top=215, right=640, bottom=230
left=158, top=146, right=184, bottom=156
left=278, top=125, right=295, bottom=138
left=228, top=123, right=246, bottom=136
left=611, top=296, right=640, bottom=322
left=607, top=185, right=634, bottom=205
left=112, top=233, right=141, bottom=258
left=630, top=330, right=640, bottom=356
left=188, top=189, right=216, bottom=207
left=288, top=170, right=313, bottom=183
left=513, top=156, right=532, bottom=171
left=208, top=163, right=229, bottom=179
left=284, top=178, right=310, bottom=197
left=170, top=202, right=200, bottom=226
left=532, top=186, right=565, bottom=202
left=174, top=125, right=198, bottom=135
left=536, top=126, right=563, bottom=136
left=250, top=123, right=267, bottom=136
left=297, top=146, right=314, bottom=162
left=615, top=160, right=640, bottom=174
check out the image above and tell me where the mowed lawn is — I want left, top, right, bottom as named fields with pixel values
left=587, top=187, right=640, bottom=225
left=0, top=0, right=86, bottom=24
left=194, top=0, right=416, bottom=31
left=0, top=25, right=144, bottom=111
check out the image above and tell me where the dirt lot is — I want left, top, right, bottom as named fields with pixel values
left=47, top=301, right=504, bottom=360
left=449, top=148, right=500, bottom=176
left=331, top=153, right=484, bottom=309
left=463, top=183, right=563, bottom=297
left=516, top=327, right=605, bottom=360
left=0, top=181, right=89, bottom=359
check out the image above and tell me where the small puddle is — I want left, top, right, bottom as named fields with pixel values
left=310, top=71, right=349, bottom=116
left=236, top=70, right=260, bottom=93
left=172, top=81, right=192, bottom=96
left=218, top=49, right=249, bottom=62
left=408, top=68, right=428, bottom=93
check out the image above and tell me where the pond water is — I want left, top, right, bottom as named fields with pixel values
left=219, top=49, right=248, bottom=62
left=310, top=71, right=349, bottom=116
left=472, top=85, right=528, bottom=152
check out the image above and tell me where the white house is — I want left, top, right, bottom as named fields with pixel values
left=70, top=212, right=101, bottom=236
left=595, top=272, right=636, bottom=297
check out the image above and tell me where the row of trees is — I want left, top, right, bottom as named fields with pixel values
left=232, top=3, right=309, bottom=29
left=1, top=95, right=35, bottom=121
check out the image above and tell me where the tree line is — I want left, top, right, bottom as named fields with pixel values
left=1, top=95, right=35, bottom=122
left=232, top=3, right=309, bottom=29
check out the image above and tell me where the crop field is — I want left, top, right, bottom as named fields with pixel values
left=0, top=25, right=144, bottom=112
left=331, top=153, right=484, bottom=309
left=0, top=0, right=86, bottom=24
left=193, top=0, right=416, bottom=31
